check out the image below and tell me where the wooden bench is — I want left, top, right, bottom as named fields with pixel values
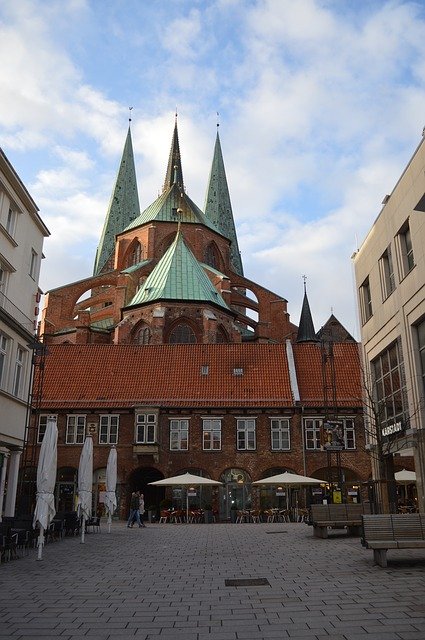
left=308, top=503, right=371, bottom=538
left=361, top=514, right=425, bottom=567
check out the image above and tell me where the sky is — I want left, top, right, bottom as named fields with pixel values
left=2, top=0, right=425, bottom=339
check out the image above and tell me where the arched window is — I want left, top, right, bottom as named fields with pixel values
left=216, top=327, right=228, bottom=343
left=169, top=323, right=196, bottom=344
left=127, top=242, right=142, bottom=268
left=204, top=243, right=219, bottom=269
left=135, top=326, right=151, bottom=344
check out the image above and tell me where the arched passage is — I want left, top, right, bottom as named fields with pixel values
left=126, top=467, right=164, bottom=512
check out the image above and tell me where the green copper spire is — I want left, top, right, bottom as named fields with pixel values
left=163, top=114, right=184, bottom=193
left=127, top=228, right=230, bottom=310
left=204, top=129, right=243, bottom=275
left=296, top=282, right=317, bottom=343
left=93, top=126, right=140, bottom=275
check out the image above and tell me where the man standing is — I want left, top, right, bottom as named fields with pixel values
left=139, top=492, right=146, bottom=527
left=127, top=491, right=142, bottom=528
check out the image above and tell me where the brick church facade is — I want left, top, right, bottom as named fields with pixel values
left=25, top=119, right=372, bottom=519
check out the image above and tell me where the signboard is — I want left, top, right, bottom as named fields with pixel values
left=323, top=421, right=345, bottom=450
left=381, top=421, right=403, bottom=438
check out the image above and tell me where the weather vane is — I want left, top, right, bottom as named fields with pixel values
left=129, top=106, right=133, bottom=123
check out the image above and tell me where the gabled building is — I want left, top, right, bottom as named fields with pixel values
left=0, top=149, right=49, bottom=519
left=24, top=120, right=370, bottom=519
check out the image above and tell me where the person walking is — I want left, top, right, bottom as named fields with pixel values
left=139, top=492, right=146, bottom=527
left=127, top=491, right=142, bottom=528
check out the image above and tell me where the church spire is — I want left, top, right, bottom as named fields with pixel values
left=204, top=127, right=243, bottom=275
left=93, top=125, right=140, bottom=275
left=163, top=113, right=184, bottom=193
left=296, top=279, right=317, bottom=343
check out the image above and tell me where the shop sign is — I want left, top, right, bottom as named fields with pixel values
left=381, top=421, right=403, bottom=438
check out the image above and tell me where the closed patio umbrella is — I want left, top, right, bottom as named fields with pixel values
left=33, top=416, right=57, bottom=560
left=149, top=472, right=222, bottom=522
left=77, top=436, right=93, bottom=544
left=104, top=446, right=117, bottom=533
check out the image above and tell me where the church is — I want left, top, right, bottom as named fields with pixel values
left=25, top=118, right=371, bottom=520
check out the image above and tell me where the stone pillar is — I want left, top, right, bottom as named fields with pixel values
left=4, top=450, right=22, bottom=517
left=414, top=428, right=425, bottom=514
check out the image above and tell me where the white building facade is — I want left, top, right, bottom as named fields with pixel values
left=353, top=134, right=425, bottom=513
left=0, top=149, right=49, bottom=518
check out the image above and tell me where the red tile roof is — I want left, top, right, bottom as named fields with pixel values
left=292, top=342, right=362, bottom=407
left=37, top=344, right=294, bottom=409
left=36, top=342, right=362, bottom=409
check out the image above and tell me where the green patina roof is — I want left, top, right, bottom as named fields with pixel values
left=127, top=229, right=230, bottom=310
left=121, top=259, right=151, bottom=274
left=124, top=182, right=219, bottom=232
left=204, top=131, right=243, bottom=275
left=93, top=127, right=140, bottom=275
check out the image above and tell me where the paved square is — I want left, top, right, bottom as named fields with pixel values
left=1, top=521, right=425, bottom=639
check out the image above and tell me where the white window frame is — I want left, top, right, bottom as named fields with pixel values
left=359, top=277, right=372, bottom=324
left=342, top=418, right=356, bottom=450
left=29, top=249, right=38, bottom=279
left=6, top=207, right=17, bottom=237
left=38, top=414, right=57, bottom=443
left=270, top=418, right=291, bottom=451
left=169, top=419, right=189, bottom=451
left=202, top=418, right=222, bottom=450
left=0, top=332, right=9, bottom=389
left=0, top=260, right=10, bottom=299
left=13, top=345, right=26, bottom=397
left=304, top=418, right=323, bottom=450
left=237, top=418, right=256, bottom=450
left=136, top=413, right=157, bottom=444
left=397, top=220, right=415, bottom=278
left=66, top=415, right=86, bottom=444
left=379, top=246, right=395, bottom=300
left=99, top=415, right=119, bottom=444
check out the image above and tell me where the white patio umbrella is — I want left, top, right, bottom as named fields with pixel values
left=77, top=436, right=93, bottom=543
left=252, top=471, right=322, bottom=511
left=33, top=416, right=57, bottom=561
left=395, top=469, right=417, bottom=484
left=104, top=446, right=117, bottom=533
left=149, top=472, right=222, bottom=521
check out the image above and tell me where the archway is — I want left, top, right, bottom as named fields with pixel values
left=311, top=466, right=363, bottom=504
left=219, top=468, right=252, bottom=520
left=127, top=466, right=164, bottom=513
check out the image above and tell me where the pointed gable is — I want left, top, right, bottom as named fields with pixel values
left=93, top=127, right=140, bottom=275
left=296, top=288, right=317, bottom=342
left=204, top=131, right=243, bottom=275
left=316, top=314, right=356, bottom=343
left=127, top=229, right=230, bottom=310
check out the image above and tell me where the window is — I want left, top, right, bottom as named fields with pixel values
left=169, top=323, right=196, bottom=344
left=13, top=346, right=26, bottom=397
left=66, top=415, right=86, bottom=444
left=6, top=208, right=17, bottom=236
left=372, top=340, right=407, bottom=433
left=203, top=419, right=221, bottom=450
left=204, top=243, right=218, bottom=269
left=271, top=418, right=290, bottom=450
left=343, top=418, right=356, bottom=450
left=304, top=418, right=323, bottom=450
left=29, top=250, right=38, bottom=279
left=416, top=319, right=425, bottom=402
left=0, top=260, right=9, bottom=298
left=379, top=246, right=395, bottom=300
left=170, top=419, right=189, bottom=450
left=38, top=415, right=57, bottom=443
left=359, top=277, right=373, bottom=324
left=237, top=418, right=256, bottom=450
left=397, top=221, right=414, bottom=277
left=0, top=333, right=9, bottom=389
left=99, top=415, right=119, bottom=444
left=136, top=413, right=157, bottom=443
left=135, top=326, right=151, bottom=344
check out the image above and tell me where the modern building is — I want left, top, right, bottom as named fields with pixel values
left=26, top=120, right=370, bottom=519
left=0, top=148, right=50, bottom=519
left=353, top=132, right=425, bottom=513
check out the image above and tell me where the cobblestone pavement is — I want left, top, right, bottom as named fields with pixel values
left=1, top=521, right=425, bottom=640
